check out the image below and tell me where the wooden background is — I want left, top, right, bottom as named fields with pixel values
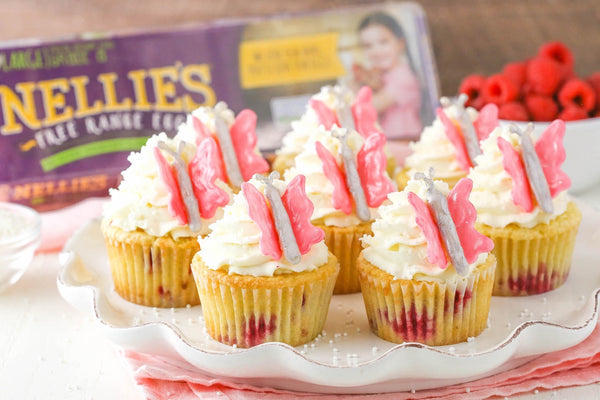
left=1, top=0, right=598, bottom=95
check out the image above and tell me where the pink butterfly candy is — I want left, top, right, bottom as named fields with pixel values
left=230, top=109, right=270, bottom=181
left=357, top=131, right=394, bottom=207
left=408, top=192, right=447, bottom=268
left=310, top=99, right=339, bottom=130
left=243, top=175, right=324, bottom=261
left=437, top=107, right=472, bottom=171
left=498, top=136, right=534, bottom=212
left=242, top=182, right=282, bottom=260
left=473, top=103, right=499, bottom=141
left=447, top=178, right=494, bottom=263
left=535, top=119, right=570, bottom=197
left=154, top=147, right=188, bottom=225
left=315, top=141, right=353, bottom=215
left=352, top=86, right=380, bottom=138
left=409, top=177, right=493, bottom=270
left=192, top=116, right=213, bottom=144
left=281, top=175, right=325, bottom=254
left=188, top=136, right=230, bottom=219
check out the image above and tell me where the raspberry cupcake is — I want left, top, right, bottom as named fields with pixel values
left=359, top=172, right=496, bottom=345
left=396, top=95, right=499, bottom=190
left=102, top=132, right=233, bottom=307
left=468, top=120, right=581, bottom=296
left=103, top=102, right=268, bottom=307
left=192, top=173, right=338, bottom=348
left=284, top=126, right=395, bottom=294
left=272, top=85, right=395, bottom=176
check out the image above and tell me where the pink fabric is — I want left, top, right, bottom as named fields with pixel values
left=121, top=320, right=600, bottom=399
left=379, top=62, right=422, bottom=139
left=37, top=197, right=107, bottom=253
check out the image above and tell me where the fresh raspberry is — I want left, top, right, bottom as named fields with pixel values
left=526, top=57, right=563, bottom=96
left=558, top=79, right=596, bottom=112
left=525, top=94, right=559, bottom=121
left=558, top=105, right=588, bottom=121
left=538, top=41, right=574, bottom=78
left=498, top=101, right=529, bottom=121
left=458, top=74, right=486, bottom=109
left=586, top=72, right=600, bottom=111
left=482, top=73, right=519, bottom=105
left=587, top=72, right=600, bottom=90
left=502, top=62, right=527, bottom=87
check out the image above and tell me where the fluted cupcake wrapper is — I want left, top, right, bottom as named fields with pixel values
left=357, top=253, right=496, bottom=346
left=192, top=253, right=339, bottom=348
left=102, top=221, right=200, bottom=308
left=477, top=201, right=582, bottom=296
left=320, top=223, right=371, bottom=294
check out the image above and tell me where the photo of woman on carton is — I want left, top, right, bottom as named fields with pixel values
left=352, top=12, right=423, bottom=139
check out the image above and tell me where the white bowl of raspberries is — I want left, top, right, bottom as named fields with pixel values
left=458, top=41, right=600, bottom=193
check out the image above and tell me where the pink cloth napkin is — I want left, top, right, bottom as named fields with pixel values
left=44, top=186, right=600, bottom=399
left=38, top=197, right=107, bottom=253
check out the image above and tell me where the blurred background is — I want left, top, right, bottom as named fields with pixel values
left=1, top=0, right=598, bottom=95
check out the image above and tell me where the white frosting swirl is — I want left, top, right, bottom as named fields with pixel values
left=404, top=105, right=478, bottom=180
left=362, top=179, right=487, bottom=280
left=198, top=177, right=329, bottom=276
left=284, top=126, right=388, bottom=227
left=103, top=132, right=230, bottom=239
left=468, top=125, right=568, bottom=228
left=175, top=101, right=235, bottom=145
left=276, top=85, right=355, bottom=160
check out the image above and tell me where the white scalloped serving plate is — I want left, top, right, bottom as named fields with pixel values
left=57, top=200, right=600, bottom=394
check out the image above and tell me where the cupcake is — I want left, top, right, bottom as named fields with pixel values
left=102, top=102, right=269, bottom=307
left=284, top=126, right=395, bottom=294
left=397, top=95, right=499, bottom=190
left=468, top=120, right=581, bottom=296
left=102, top=132, right=232, bottom=307
left=272, top=85, right=395, bottom=176
left=359, top=171, right=496, bottom=345
left=192, top=173, right=339, bottom=348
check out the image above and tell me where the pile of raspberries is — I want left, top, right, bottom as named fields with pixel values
left=458, top=41, right=600, bottom=121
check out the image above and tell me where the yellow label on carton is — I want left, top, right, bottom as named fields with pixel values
left=239, top=33, right=345, bottom=89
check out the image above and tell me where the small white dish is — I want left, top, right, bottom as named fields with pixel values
left=0, top=202, right=41, bottom=292
left=57, top=201, right=600, bottom=394
left=499, top=117, right=600, bottom=193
